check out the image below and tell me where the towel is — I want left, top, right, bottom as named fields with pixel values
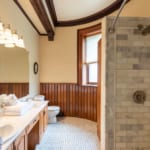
left=0, top=94, right=17, bottom=106
left=4, top=101, right=33, bottom=116
left=4, top=101, right=32, bottom=111
left=33, top=95, right=45, bottom=101
left=4, top=110, right=28, bottom=116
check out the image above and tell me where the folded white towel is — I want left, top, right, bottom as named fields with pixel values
left=0, top=94, right=18, bottom=106
left=33, top=95, right=45, bottom=101
left=8, top=94, right=18, bottom=102
left=4, top=109, right=29, bottom=116
left=4, top=101, right=33, bottom=116
left=4, top=101, right=31, bottom=111
left=0, top=94, right=7, bottom=98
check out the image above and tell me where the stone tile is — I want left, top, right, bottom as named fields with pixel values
left=37, top=117, right=100, bottom=150
left=116, top=34, right=128, bottom=40
left=120, top=124, right=144, bottom=130
left=106, top=17, right=150, bottom=150
left=119, top=136, right=133, bottom=142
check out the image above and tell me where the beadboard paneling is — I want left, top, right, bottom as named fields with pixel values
left=0, top=83, right=29, bottom=98
left=40, top=83, right=97, bottom=121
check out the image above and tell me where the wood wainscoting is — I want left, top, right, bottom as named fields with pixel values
left=0, top=83, right=29, bottom=98
left=40, top=83, right=97, bottom=121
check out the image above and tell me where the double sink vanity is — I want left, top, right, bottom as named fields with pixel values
left=0, top=41, right=47, bottom=149
left=0, top=100, right=48, bottom=150
left=0, top=33, right=48, bottom=150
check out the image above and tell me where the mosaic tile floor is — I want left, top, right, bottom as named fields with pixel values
left=36, top=117, right=100, bottom=150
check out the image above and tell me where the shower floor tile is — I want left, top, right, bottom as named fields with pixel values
left=36, top=117, right=100, bottom=150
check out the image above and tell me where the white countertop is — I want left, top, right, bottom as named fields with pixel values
left=0, top=100, right=48, bottom=150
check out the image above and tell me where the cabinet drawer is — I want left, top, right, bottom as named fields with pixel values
left=7, top=143, right=13, bottom=150
left=27, top=115, right=39, bottom=134
left=14, top=130, right=27, bottom=150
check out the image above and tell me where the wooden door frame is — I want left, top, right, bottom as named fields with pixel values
left=97, top=39, right=101, bottom=139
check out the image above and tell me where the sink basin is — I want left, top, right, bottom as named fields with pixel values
left=0, top=123, right=16, bottom=144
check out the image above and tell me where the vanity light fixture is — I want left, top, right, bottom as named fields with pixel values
left=16, top=36, right=25, bottom=48
left=0, top=21, right=4, bottom=34
left=0, top=21, right=4, bottom=43
left=0, top=19, right=25, bottom=48
left=12, top=30, right=18, bottom=43
left=4, top=24, right=12, bottom=38
left=5, top=42, right=15, bottom=48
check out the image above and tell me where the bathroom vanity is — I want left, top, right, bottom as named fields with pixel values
left=1, top=101, right=48, bottom=150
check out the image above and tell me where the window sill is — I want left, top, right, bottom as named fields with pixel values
left=82, top=84, right=98, bottom=87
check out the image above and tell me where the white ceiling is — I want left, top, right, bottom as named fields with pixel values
left=14, top=0, right=121, bottom=35
left=54, top=0, right=116, bottom=21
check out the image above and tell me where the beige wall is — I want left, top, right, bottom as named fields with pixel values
left=39, top=0, right=150, bottom=83
left=0, top=46, right=28, bottom=82
left=112, top=0, right=150, bottom=17
left=0, top=0, right=39, bottom=96
left=39, top=28, right=77, bottom=83
left=39, top=21, right=101, bottom=83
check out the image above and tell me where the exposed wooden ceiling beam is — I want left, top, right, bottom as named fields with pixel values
left=46, top=0, right=57, bottom=26
left=30, top=0, right=55, bottom=40
left=13, top=0, right=40, bottom=34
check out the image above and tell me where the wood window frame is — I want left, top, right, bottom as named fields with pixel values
left=77, top=23, right=101, bottom=85
left=86, top=62, right=98, bottom=85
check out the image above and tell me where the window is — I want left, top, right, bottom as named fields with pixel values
left=77, top=24, right=101, bottom=85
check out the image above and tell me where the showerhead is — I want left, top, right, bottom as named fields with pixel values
left=108, top=27, right=115, bottom=33
left=108, top=0, right=129, bottom=33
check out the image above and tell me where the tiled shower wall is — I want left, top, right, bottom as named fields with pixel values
left=106, top=17, right=150, bottom=150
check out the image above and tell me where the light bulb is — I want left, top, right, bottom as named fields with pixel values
left=0, top=38, right=5, bottom=44
left=5, top=42, right=15, bottom=48
left=0, top=20, right=25, bottom=48
left=12, top=30, right=18, bottom=44
left=16, top=36, right=25, bottom=48
left=0, top=33, right=5, bottom=44
left=0, top=21, right=4, bottom=31
left=4, top=24, right=12, bottom=39
left=0, top=21, right=4, bottom=36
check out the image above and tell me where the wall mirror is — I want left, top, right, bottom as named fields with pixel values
left=0, top=45, right=29, bottom=97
